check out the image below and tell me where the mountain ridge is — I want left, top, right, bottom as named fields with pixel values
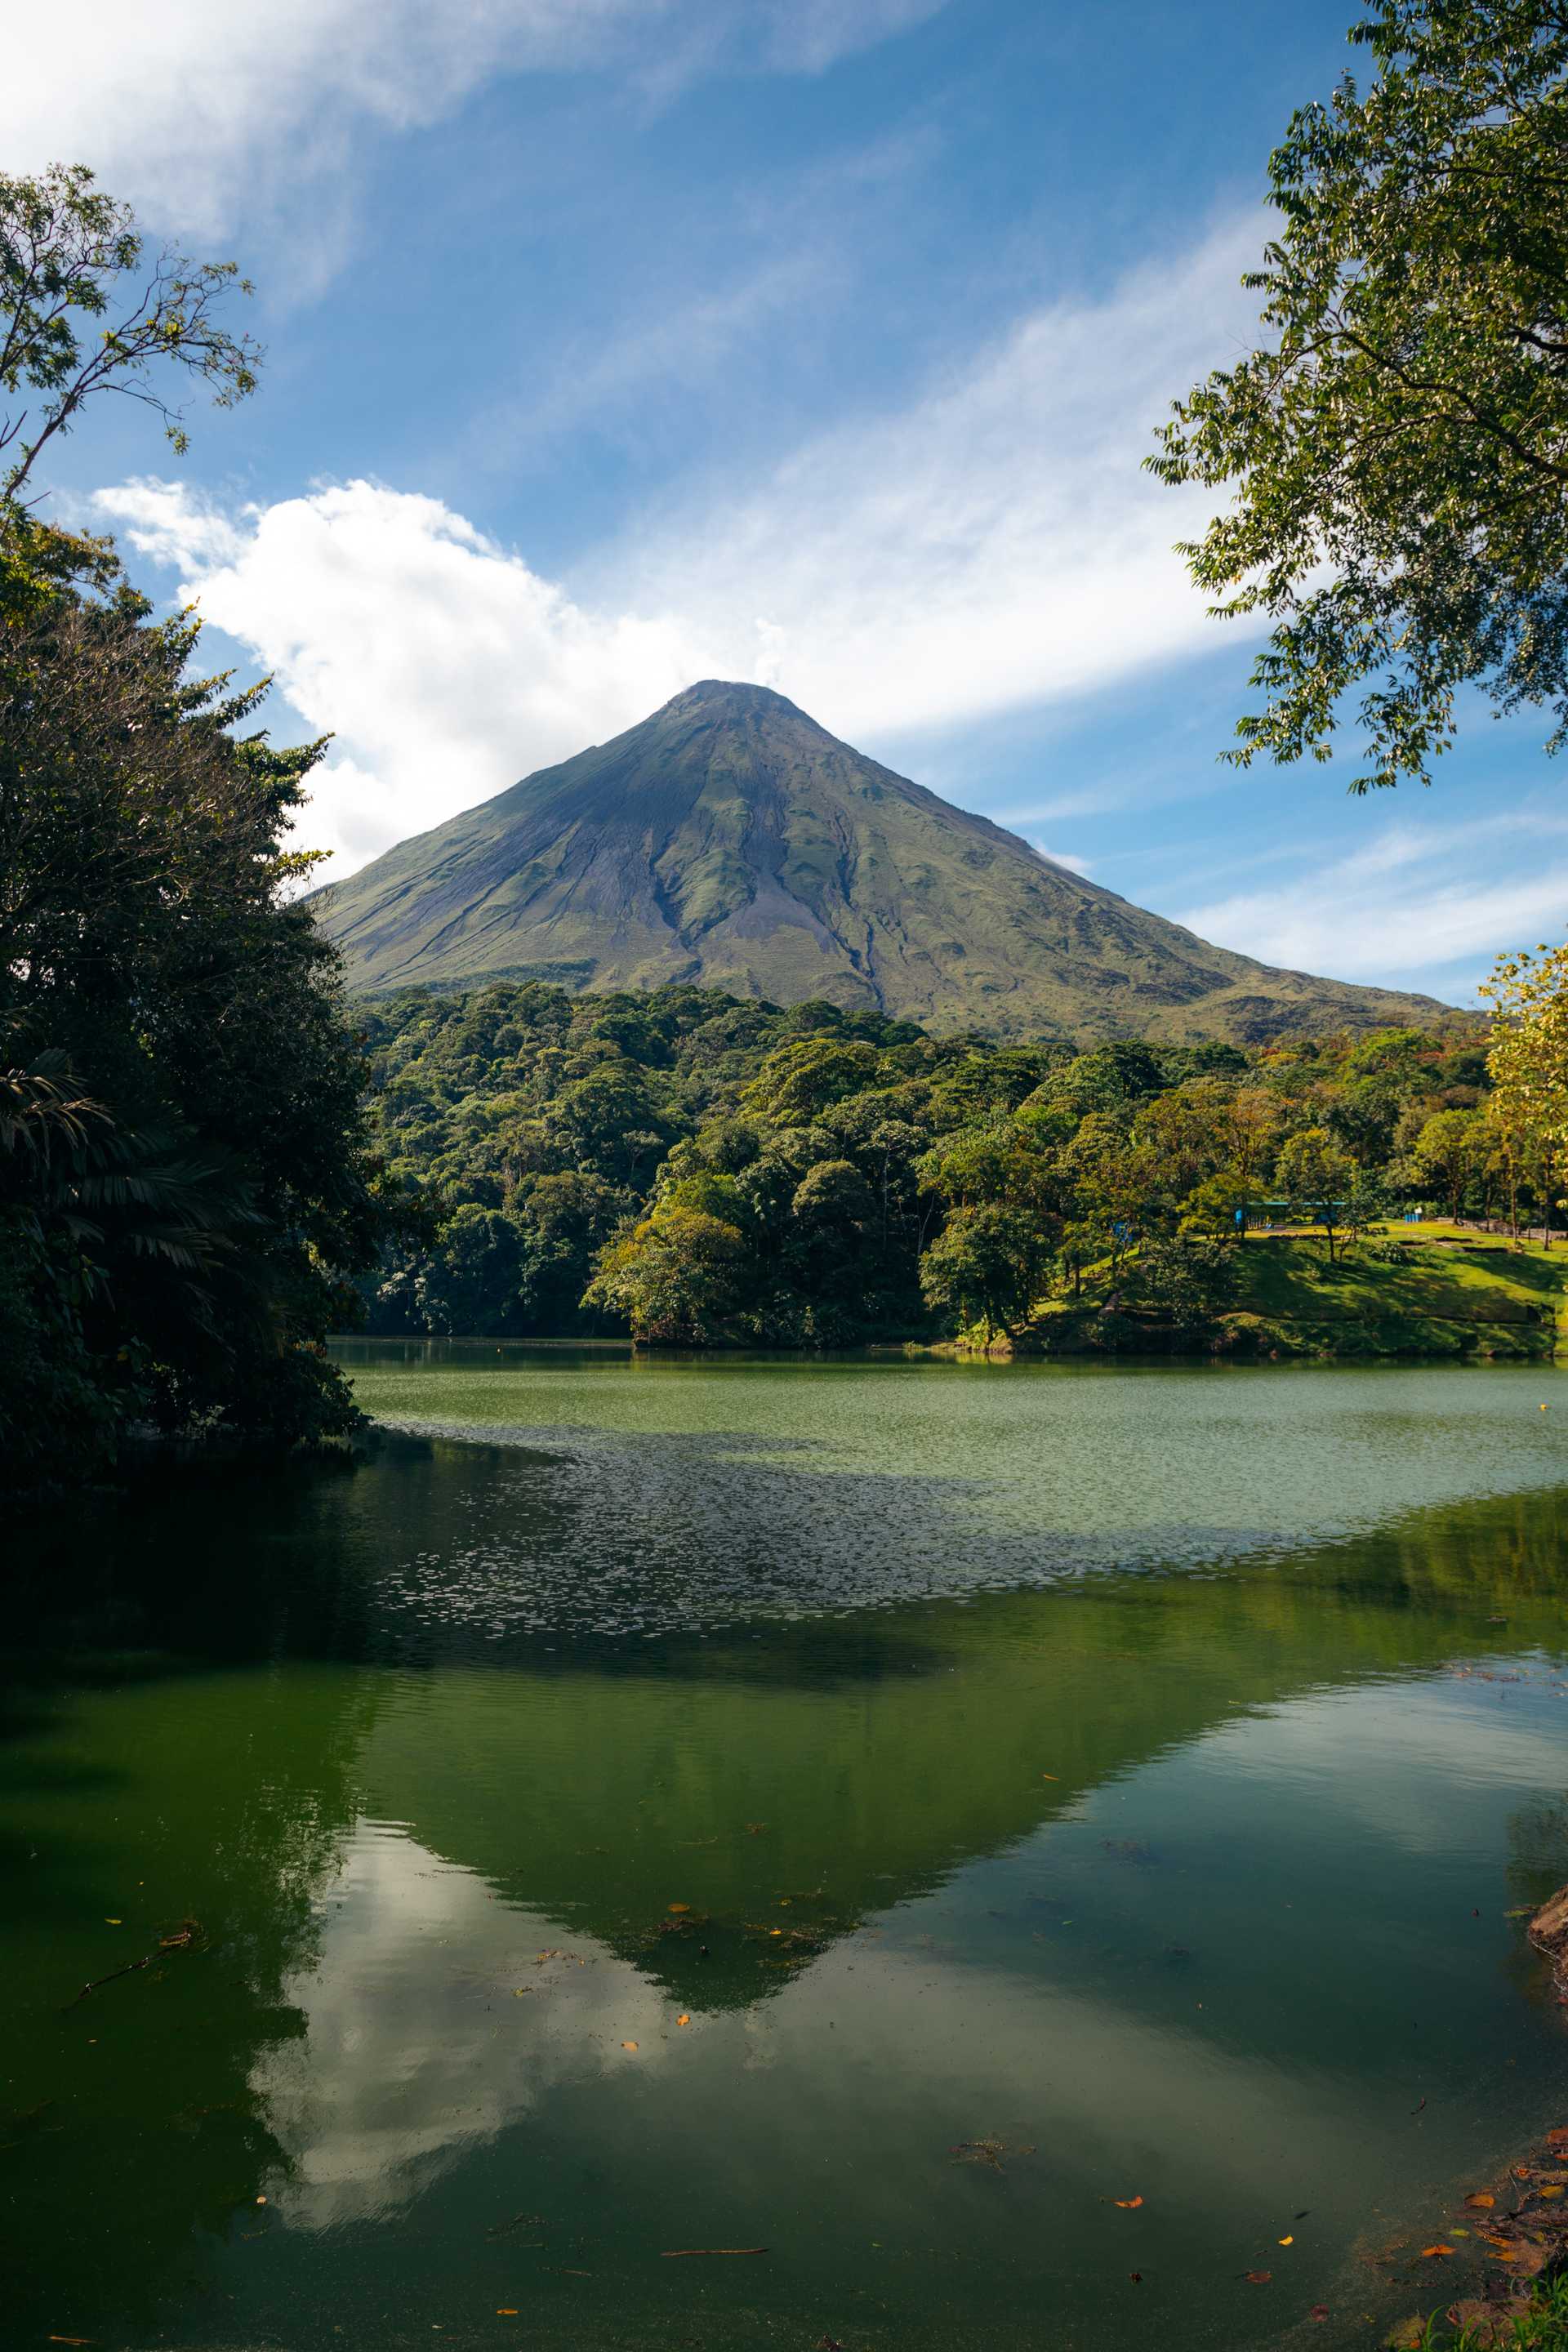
left=314, top=679, right=1448, bottom=1043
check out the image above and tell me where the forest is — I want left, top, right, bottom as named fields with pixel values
left=357, top=981, right=1509, bottom=1349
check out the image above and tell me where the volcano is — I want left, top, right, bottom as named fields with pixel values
left=314, top=681, right=1445, bottom=1042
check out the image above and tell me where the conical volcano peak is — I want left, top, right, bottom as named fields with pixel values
left=657, top=678, right=818, bottom=726
left=315, top=687, right=1446, bottom=1043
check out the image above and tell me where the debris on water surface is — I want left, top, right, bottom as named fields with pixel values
left=949, top=2137, right=1034, bottom=2172
left=66, top=1918, right=203, bottom=2007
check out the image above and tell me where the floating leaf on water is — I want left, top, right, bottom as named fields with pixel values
left=667, top=1903, right=689, bottom=1914
left=1419, top=2245, right=1454, bottom=2259
left=620, top=2040, right=639, bottom=2051
left=1113, top=2196, right=1143, bottom=2209
left=497, top=2310, right=518, bottom=2318
left=677, top=2014, right=691, bottom=2027
left=1244, top=2270, right=1272, bottom=2284
left=1535, top=2185, right=1564, bottom=2200
left=1465, top=2194, right=1495, bottom=2210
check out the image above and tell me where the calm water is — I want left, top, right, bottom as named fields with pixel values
left=4, top=1349, right=1568, bottom=2351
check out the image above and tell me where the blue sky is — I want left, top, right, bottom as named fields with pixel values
left=11, top=0, right=1568, bottom=1006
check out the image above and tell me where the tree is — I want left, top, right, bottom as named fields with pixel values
left=0, top=169, right=384, bottom=1480
left=1276, top=1126, right=1358, bottom=1259
left=1480, top=935, right=1568, bottom=1241
left=918, top=1205, right=1051, bottom=1344
left=1411, top=1105, right=1483, bottom=1218
left=2, top=163, right=259, bottom=505
left=1180, top=1168, right=1253, bottom=1239
left=583, top=1205, right=747, bottom=1345
left=0, top=579, right=387, bottom=1468
left=1152, top=2, right=1568, bottom=791
left=1126, top=1236, right=1237, bottom=1334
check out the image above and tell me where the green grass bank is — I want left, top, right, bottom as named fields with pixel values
left=1012, top=1227, right=1568, bottom=1362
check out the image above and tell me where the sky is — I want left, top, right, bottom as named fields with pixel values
left=9, top=0, right=1568, bottom=1008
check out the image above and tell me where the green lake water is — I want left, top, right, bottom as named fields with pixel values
left=5, top=1348, right=1568, bottom=2350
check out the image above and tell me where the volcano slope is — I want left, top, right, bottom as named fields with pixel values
left=314, top=680, right=1444, bottom=1044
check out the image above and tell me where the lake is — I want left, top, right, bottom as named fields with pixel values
left=5, top=1347, right=1568, bottom=2350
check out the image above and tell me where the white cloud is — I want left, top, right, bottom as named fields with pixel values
left=1029, top=842, right=1095, bottom=876
left=98, top=477, right=718, bottom=874
left=1175, top=813, right=1568, bottom=986
left=95, top=218, right=1263, bottom=880
left=2, top=0, right=945, bottom=241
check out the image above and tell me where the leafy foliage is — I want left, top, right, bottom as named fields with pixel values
left=359, top=980, right=1501, bottom=1348
left=0, top=550, right=390, bottom=1480
left=0, top=163, right=391, bottom=1488
left=2, top=162, right=259, bottom=502
left=1152, top=1, right=1568, bottom=788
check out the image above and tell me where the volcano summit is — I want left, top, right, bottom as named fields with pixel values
left=314, top=682, right=1443, bottom=1041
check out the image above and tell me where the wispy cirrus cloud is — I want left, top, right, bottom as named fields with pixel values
left=1174, top=812, right=1568, bottom=987
left=2, top=0, right=947, bottom=240
left=95, top=214, right=1263, bottom=880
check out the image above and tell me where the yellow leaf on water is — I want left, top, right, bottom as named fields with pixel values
left=621, top=2041, right=639, bottom=2051
left=667, top=1903, right=689, bottom=1914
left=1278, top=2235, right=1294, bottom=2245
left=497, top=2310, right=518, bottom=2317
left=1419, top=2246, right=1454, bottom=2260
left=677, top=2015, right=691, bottom=2027
left=105, top=1918, right=122, bottom=1926
left=1464, top=2193, right=1495, bottom=2210
left=1537, top=2186, right=1564, bottom=2201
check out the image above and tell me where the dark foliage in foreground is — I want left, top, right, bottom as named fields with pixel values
left=0, top=526, right=390, bottom=1481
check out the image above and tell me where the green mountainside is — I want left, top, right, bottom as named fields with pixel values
left=314, top=680, right=1446, bottom=1043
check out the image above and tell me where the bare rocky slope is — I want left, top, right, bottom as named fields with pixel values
left=314, top=680, right=1446, bottom=1042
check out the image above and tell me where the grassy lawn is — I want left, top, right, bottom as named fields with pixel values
left=1234, top=1231, right=1567, bottom=1335
left=1021, top=1227, right=1568, bottom=1360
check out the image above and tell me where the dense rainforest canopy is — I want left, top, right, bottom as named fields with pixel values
left=359, top=981, right=1508, bottom=1348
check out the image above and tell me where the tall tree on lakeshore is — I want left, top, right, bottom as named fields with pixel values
left=0, top=166, right=384, bottom=1483
left=1152, top=2, right=1568, bottom=791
